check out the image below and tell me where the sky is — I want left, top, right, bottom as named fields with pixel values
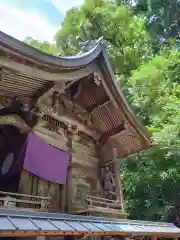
left=0, top=0, right=84, bottom=42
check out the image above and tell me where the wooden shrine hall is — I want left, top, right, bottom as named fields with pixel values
left=0, top=31, right=178, bottom=240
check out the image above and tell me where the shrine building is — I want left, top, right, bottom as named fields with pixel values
left=0, top=31, right=179, bottom=240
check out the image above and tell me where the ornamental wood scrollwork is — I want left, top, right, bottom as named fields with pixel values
left=21, top=104, right=42, bottom=128
left=42, top=114, right=95, bottom=147
left=40, top=90, right=97, bottom=147
left=0, top=96, right=13, bottom=109
left=0, top=96, right=41, bottom=131
left=42, top=114, right=68, bottom=137
left=0, top=114, right=30, bottom=132
left=93, top=72, right=101, bottom=86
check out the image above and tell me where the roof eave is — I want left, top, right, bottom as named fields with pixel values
left=98, top=46, right=151, bottom=148
left=0, top=31, right=102, bottom=68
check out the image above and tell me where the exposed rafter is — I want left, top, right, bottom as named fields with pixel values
left=87, top=99, right=110, bottom=113
left=99, top=121, right=125, bottom=146
left=32, top=82, right=54, bottom=106
left=95, top=69, right=119, bottom=109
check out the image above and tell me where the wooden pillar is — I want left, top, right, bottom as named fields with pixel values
left=65, top=236, right=75, bottom=240
left=66, top=124, right=77, bottom=213
left=150, top=236, right=157, bottom=240
left=60, top=133, right=68, bottom=213
left=112, top=147, right=125, bottom=212
left=37, top=236, right=46, bottom=240
left=60, top=184, right=66, bottom=212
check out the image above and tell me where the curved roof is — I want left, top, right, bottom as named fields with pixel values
left=0, top=31, right=151, bottom=158
left=0, top=31, right=102, bottom=68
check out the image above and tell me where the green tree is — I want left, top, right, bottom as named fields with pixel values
left=133, top=0, right=180, bottom=42
left=56, top=0, right=152, bottom=78
left=24, top=36, right=60, bottom=56
left=122, top=47, right=180, bottom=223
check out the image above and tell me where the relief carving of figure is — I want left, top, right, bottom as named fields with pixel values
left=102, top=166, right=116, bottom=200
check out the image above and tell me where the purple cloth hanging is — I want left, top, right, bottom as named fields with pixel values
left=23, top=133, right=69, bottom=184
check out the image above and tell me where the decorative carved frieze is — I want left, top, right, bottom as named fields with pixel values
left=0, top=96, right=41, bottom=129
left=42, top=114, right=68, bottom=137
left=41, top=91, right=92, bottom=126
left=41, top=112, right=96, bottom=148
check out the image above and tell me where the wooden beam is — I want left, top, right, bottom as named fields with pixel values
left=0, top=190, right=50, bottom=200
left=0, top=229, right=179, bottom=238
left=60, top=184, right=66, bottom=213
left=0, top=68, right=5, bottom=81
left=99, top=121, right=125, bottom=145
left=66, top=125, right=78, bottom=213
left=151, top=237, right=157, bottom=240
left=0, top=56, right=97, bottom=82
left=112, top=148, right=125, bottom=212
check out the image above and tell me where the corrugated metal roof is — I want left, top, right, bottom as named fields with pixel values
left=0, top=209, right=180, bottom=237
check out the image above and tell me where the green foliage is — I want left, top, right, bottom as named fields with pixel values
left=24, top=36, right=60, bottom=56
left=56, top=0, right=152, bottom=77
left=122, top=48, right=180, bottom=221
left=134, top=0, right=180, bottom=42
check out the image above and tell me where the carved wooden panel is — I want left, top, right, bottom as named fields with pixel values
left=48, top=182, right=61, bottom=210
left=71, top=155, right=99, bottom=209
left=41, top=115, right=68, bottom=137
left=100, top=164, right=117, bottom=201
